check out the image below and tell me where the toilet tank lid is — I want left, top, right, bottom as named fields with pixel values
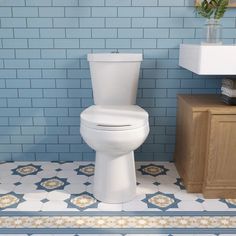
left=87, top=53, right=143, bottom=62
left=80, top=105, right=149, bottom=131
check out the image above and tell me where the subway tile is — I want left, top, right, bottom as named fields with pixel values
left=9, top=117, right=33, bottom=125
left=30, top=59, right=54, bottom=68
left=92, top=7, right=117, bottom=17
left=27, top=18, right=53, bottom=27
left=158, top=18, right=184, bottom=28
left=19, top=89, right=43, bottom=98
left=0, top=89, right=18, bottom=97
left=0, top=29, right=14, bottom=38
left=4, top=59, right=29, bottom=68
left=1, top=18, right=26, bottom=28
left=106, top=18, right=131, bottom=27
left=53, top=18, right=79, bottom=27
left=12, top=7, right=38, bottom=17
left=54, top=39, right=80, bottom=48
left=35, top=135, right=58, bottom=144
left=144, top=29, right=169, bottom=38
left=20, top=108, right=44, bottom=116
left=33, top=117, right=57, bottom=126
left=43, top=89, right=68, bottom=97
left=41, top=49, right=66, bottom=59
left=29, top=39, right=54, bottom=48
left=118, top=29, right=142, bottom=38
left=14, top=29, right=39, bottom=38
left=118, top=7, right=143, bottom=17
left=0, top=108, right=19, bottom=116
left=0, top=0, right=25, bottom=6
left=144, top=7, right=169, bottom=17
left=0, top=144, right=21, bottom=152
left=8, top=98, right=31, bottom=107
left=106, top=39, right=130, bottom=48
left=21, top=127, right=45, bottom=135
left=79, top=0, right=104, bottom=6
left=44, top=108, right=68, bottom=116
left=31, top=79, right=55, bottom=88
left=17, top=69, right=42, bottom=78
left=11, top=136, right=34, bottom=144
left=132, top=0, right=158, bottom=6
left=32, top=98, right=57, bottom=107
left=16, top=49, right=41, bottom=59
left=80, top=18, right=105, bottom=28
left=66, top=29, right=91, bottom=38
left=23, top=144, right=46, bottom=152
left=80, top=39, right=105, bottom=48
left=2, top=39, right=27, bottom=48
left=171, top=6, right=195, bottom=17
left=26, top=0, right=52, bottom=6
left=65, top=7, right=90, bottom=17
left=159, top=0, right=184, bottom=6
left=132, top=18, right=157, bottom=27
left=132, top=39, right=156, bottom=48
left=93, top=29, right=117, bottom=38
left=39, top=7, right=64, bottom=17
left=40, top=29, right=65, bottom=38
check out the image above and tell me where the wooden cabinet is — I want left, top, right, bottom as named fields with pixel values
left=175, top=95, right=236, bottom=198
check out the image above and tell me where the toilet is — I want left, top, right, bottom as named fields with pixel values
left=80, top=53, right=149, bottom=204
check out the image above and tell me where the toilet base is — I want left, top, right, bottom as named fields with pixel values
left=93, top=151, right=136, bottom=204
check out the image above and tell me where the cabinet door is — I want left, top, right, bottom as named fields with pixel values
left=203, top=114, right=236, bottom=198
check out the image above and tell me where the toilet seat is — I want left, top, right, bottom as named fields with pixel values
left=81, top=105, right=149, bottom=131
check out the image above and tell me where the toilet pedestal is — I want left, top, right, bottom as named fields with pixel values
left=93, top=151, right=136, bottom=204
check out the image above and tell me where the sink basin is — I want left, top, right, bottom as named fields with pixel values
left=179, top=44, right=236, bottom=75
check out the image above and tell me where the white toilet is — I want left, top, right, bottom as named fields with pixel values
left=80, top=53, right=149, bottom=204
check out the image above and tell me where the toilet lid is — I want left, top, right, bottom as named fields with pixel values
left=81, top=105, right=149, bottom=131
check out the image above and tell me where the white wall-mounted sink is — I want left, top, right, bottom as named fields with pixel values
left=179, top=44, right=236, bottom=75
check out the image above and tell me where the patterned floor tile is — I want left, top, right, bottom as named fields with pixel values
left=142, top=191, right=181, bottom=211
left=0, top=192, right=25, bottom=210
left=0, top=161, right=235, bottom=215
left=46, top=190, right=70, bottom=201
left=16, top=200, right=43, bottom=211
left=41, top=200, right=70, bottom=211
left=35, top=176, right=70, bottom=191
left=11, top=163, right=43, bottom=177
left=65, top=191, right=99, bottom=211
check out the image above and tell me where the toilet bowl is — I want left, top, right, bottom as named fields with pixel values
left=80, top=53, right=150, bottom=203
left=80, top=105, right=149, bottom=203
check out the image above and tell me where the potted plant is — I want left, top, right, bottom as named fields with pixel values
left=195, top=0, right=229, bottom=44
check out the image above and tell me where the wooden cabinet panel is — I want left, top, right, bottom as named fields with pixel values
left=203, top=114, right=236, bottom=198
left=175, top=95, right=236, bottom=198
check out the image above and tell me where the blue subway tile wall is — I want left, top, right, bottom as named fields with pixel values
left=0, top=0, right=235, bottom=161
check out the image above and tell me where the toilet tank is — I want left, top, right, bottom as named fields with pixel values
left=87, top=53, right=143, bottom=105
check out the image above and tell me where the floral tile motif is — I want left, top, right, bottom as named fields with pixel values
left=11, top=164, right=42, bottom=177
left=65, top=191, right=99, bottom=210
left=142, top=191, right=181, bottom=211
left=75, top=164, right=95, bottom=177
left=174, top=178, right=186, bottom=190
left=220, top=198, right=236, bottom=208
left=35, top=176, right=70, bottom=192
left=138, top=164, right=169, bottom=177
left=0, top=192, right=25, bottom=210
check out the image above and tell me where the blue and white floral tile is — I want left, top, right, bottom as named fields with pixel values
left=142, top=191, right=181, bottom=211
left=0, top=161, right=235, bottom=212
left=65, top=191, right=99, bottom=211
left=35, top=176, right=70, bottom=192
left=11, top=164, right=43, bottom=177
left=0, top=191, right=25, bottom=210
